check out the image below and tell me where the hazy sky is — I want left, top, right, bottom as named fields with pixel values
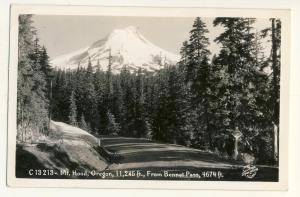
left=32, top=15, right=270, bottom=60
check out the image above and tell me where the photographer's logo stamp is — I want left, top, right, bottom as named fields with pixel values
left=242, top=165, right=258, bottom=179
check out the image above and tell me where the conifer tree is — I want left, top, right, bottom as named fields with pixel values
left=133, top=68, right=147, bottom=137
left=79, top=58, right=98, bottom=132
left=151, top=68, right=169, bottom=142
left=52, top=70, right=71, bottom=122
left=258, top=18, right=281, bottom=163
left=106, top=49, right=113, bottom=96
left=119, top=66, right=135, bottom=136
left=68, top=90, right=78, bottom=126
left=212, top=17, right=270, bottom=158
left=39, top=46, right=52, bottom=78
left=106, top=111, right=120, bottom=136
left=94, top=59, right=105, bottom=97
left=79, top=114, right=90, bottom=131
left=93, top=59, right=106, bottom=134
left=179, top=17, right=212, bottom=148
left=166, top=66, right=192, bottom=145
left=262, top=19, right=281, bottom=127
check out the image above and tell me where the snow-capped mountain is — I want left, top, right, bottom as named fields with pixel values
left=51, top=26, right=180, bottom=73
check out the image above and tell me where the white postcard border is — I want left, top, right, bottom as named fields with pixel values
left=7, top=4, right=290, bottom=190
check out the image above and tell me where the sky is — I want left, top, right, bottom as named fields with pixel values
left=32, top=15, right=271, bottom=60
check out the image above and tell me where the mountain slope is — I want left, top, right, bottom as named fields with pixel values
left=51, top=26, right=180, bottom=73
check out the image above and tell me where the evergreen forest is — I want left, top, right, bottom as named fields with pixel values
left=17, top=15, right=281, bottom=165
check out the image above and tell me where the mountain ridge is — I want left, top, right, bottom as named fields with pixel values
left=51, top=26, right=180, bottom=73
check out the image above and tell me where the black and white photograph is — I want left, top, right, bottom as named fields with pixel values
left=6, top=5, right=290, bottom=189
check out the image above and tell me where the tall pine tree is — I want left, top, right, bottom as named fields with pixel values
left=212, top=17, right=272, bottom=159
left=179, top=17, right=212, bottom=149
left=68, top=90, right=78, bottom=126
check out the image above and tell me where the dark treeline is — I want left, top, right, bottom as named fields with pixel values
left=18, top=15, right=281, bottom=165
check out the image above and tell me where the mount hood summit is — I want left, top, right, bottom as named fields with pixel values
left=51, top=26, right=180, bottom=73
